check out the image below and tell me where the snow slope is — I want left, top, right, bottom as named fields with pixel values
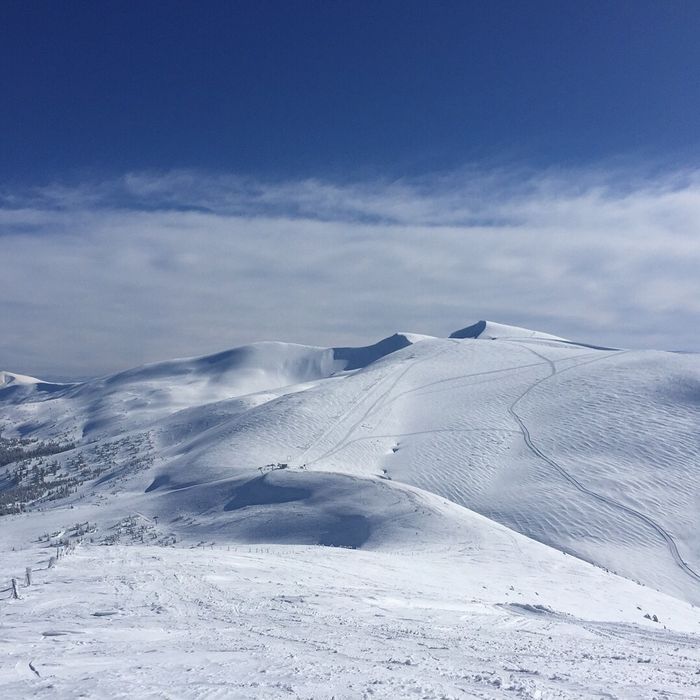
left=0, top=333, right=429, bottom=440
left=450, top=319, right=568, bottom=341
left=2, top=321, right=700, bottom=697
left=3, top=530, right=700, bottom=698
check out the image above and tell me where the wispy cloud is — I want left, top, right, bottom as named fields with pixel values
left=1, top=166, right=699, bottom=379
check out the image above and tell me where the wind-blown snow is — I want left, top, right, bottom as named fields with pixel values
left=0, top=371, right=43, bottom=388
left=2, top=321, right=699, bottom=697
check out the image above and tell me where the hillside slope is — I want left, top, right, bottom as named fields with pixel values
left=1, top=322, right=699, bottom=606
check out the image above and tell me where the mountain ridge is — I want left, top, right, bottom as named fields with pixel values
left=1, top=321, right=699, bottom=607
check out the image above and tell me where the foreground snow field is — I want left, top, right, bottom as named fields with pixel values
left=3, top=544, right=700, bottom=699
left=2, top=321, right=699, bottom=697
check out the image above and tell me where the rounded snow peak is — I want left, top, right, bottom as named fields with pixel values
left=450, top=320, right=567, bottom=341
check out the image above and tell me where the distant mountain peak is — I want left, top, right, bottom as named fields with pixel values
left=0, top=370, right=43, bottom=387
left=333, top=332, right=433, bottom=371
left=450, top=320, right=567, bottom=342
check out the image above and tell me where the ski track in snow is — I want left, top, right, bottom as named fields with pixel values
left=299, top=342, right=457, bottom=466
left=508, top=343, right=700, bottom=586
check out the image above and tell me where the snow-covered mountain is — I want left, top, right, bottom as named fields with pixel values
left=449, top=319, right=569, bottom=341
left=0, top=370, right=52, bottom=389
left=2, top=321, right=700, bottom=697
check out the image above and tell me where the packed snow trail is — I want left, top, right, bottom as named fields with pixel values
left=508, top=344, right=700, bottom=587
left=299, top=342, right=455, bottom=466
left=304, top=341, right=556, bottom=467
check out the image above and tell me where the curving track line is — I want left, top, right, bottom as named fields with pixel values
left=300, top=342, right=457, bottom=466
left=508, top=344, right=700, bottom=586
left=306, top=339, right=557, bottom=467
left=305, top=342, right=589, bottom=467
left=293, top=366, right=395, bottom=466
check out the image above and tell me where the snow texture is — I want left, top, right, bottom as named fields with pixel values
left=1, top=321, right=699, bottom=698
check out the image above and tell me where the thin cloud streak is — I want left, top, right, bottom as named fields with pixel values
left=1, top=167, right=699, bottom=379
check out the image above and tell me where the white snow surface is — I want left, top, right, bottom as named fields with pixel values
left=0, top=371, right=43, bottom=387
left=2, top=322, right=700, bottom=698
left=450, top=320, right=568, bottom=342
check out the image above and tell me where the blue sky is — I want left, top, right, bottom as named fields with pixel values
left=3, top=0, right=700, bottom=179
left=2, top=2, right=700, bottom=377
